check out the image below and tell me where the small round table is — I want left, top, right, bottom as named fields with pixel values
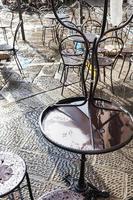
left=39, top=97, right=133, bottom=199
left=0, top=152, right=34, bottom=200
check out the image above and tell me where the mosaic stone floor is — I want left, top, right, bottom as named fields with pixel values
left=0, top=7, right=132, bottom=200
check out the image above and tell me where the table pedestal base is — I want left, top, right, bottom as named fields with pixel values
left=64, top=154, right=109, bottom=199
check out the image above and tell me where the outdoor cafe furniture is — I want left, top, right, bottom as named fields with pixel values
left=89, top=36, right=124, bottom=94
left=118, top=47, right=133, bottom=82
left=0, top=151, right=34, bottom=200
left=0, top=8, right=14, bottom=44
left=39, top=0, right=133, bottom=199
left=58, top=34, right=86, bottom=95
left=0, top=20, right=23, bottom=76
left=40, top=12, right=69, bottom=46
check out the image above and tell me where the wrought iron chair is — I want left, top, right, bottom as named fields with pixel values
left=0, top=8, right=14, bottom=44
left=39, top=3, right=71, bottom=47
left=82, top=19, right=102, bottom=36
left=89, top=36, right=124, bottom=93
left=39, top=10, right=57, bottom=46
left=58, top=34, right=86, bottom=95
left=113, top=21, right=133, bottom=82
left=0, top=20, right=23, bottom=75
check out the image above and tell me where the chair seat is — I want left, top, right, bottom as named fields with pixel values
left=38, top=189, right=84, bottom=200
left=121, top=47, right=133, bottom=55
left=42, top=24, right=56, bottom=29
left=62, top=56, right=83, bottom=66
left=0, top=25, right=10, bottom=28
left=0, top=44, right=13, bottom=51
left=40, top=99, right=133, bottom=154
left=62, top=49, right=83, bottom=56
left=98, top=56, right=113, bottom=66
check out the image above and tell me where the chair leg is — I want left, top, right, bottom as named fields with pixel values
left=103, top=67, right=106, bottom=82
left=118, top=55, right=126, bottom=79
left=61, top=67, right=69, bottom=95
left=42, top=28, right=46, bottom=46
left=2, top=28, right=8, bottom=44
left=58, top=62, right=62, bottom=73
left=8, top=193, right=15, bottom=200
left=13, top=54, right=24, bottom=76
left=25, top=172, right=34, bottom=200
left=110, top=67, right=115, bottom=94
left=60, top=65, right=65, bottom=83
left=123, top=58, right=132, bottom=82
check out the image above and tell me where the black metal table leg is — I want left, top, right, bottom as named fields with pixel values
left=64, top=154, right=109, bottom=199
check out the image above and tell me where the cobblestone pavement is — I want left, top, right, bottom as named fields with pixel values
left=0, top=7, right=133, bottom=200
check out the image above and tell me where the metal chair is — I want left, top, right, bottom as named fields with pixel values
left=113, top=21, right=133, bottom=82
left=91, top=36, right=124, bottom=93
left=39, top=3, right=71, bottom=47
left=58, top=34, right=86, bottom=95
left=82, top=19, right=102, bottom=36
left=0, top=8, right=14, bottom=44
left=0, top=20, right=23, bottom=75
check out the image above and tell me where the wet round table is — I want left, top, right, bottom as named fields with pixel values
left=39, top=97, right=133, bottom=198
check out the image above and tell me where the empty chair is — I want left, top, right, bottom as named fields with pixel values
left=0, top=20, right=23, bottom=75
left=82, top=19, right=102, bottom=36
left=39, top=10, right=57, bottom=46
left=89, top=36, right=124, bottom=93
left=0, top=8, right=14, bottom=43
left=58, top=34, right=86, bottom=95
left=113, top=21, right=133, bottom=82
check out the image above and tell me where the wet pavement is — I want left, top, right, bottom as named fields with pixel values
left=0, top=7, right=133, bottom=200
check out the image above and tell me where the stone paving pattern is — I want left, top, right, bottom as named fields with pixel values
left=0, top=6, right=132, bottom=200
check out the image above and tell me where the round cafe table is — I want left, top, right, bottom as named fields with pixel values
left=39, top=97, right=133, bottom=198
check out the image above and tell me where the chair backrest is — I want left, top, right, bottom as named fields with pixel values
left=55, top=21, right=78, bottom=45
left=13, top=20, right=22, bottom=49
left=59, top=34, right=87, bottom=66
left=82, top=19, right=102, bottom=35
left=0, top=8, right=14, bottom=28
left=116, top=21, right=133, bottom=44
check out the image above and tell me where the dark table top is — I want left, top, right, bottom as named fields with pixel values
left=40, top=99, right=133, bottom=154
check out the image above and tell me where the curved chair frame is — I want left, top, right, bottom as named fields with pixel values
left=0, top=20, right=23, bottom=75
